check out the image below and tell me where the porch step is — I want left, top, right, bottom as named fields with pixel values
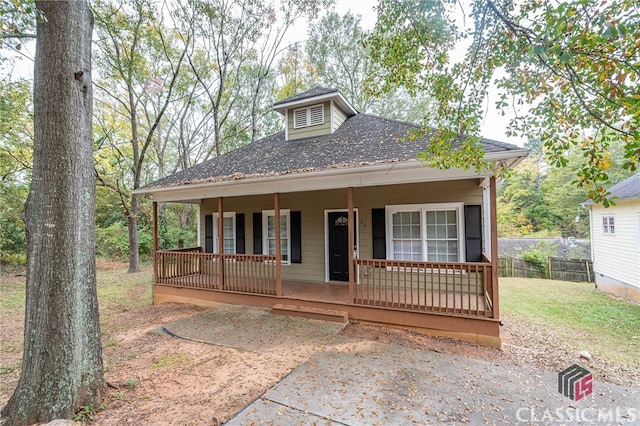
left=271, top=304, right=349, bottom=323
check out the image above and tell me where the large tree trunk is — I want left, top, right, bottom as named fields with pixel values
left=1, top=2, right=106, bottom=424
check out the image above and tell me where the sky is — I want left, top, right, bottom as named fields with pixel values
left=305, top=0, right=523, bottom=146
left=334, top=0, right=378, bottom=28
left=2, top=0, right=523, bottom=146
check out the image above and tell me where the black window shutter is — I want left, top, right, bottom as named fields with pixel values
left=291, top=211, right=302, bottom=263
left=371, top=208, right=386, bottom=259
left=236, top=213, right=245, bottom=254
left=204, top=214, right=214, bottom=253
left=253, top=212, right=262, bottom=254
left=464, top=205, right=483, bottom=262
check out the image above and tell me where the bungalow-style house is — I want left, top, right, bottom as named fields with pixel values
left=136, top=87, right=528, bottom=347
left=584, top=173, right=640, bottom=303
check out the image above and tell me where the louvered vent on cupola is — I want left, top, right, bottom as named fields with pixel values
left=293, top=104, right=324, bottom=129
left=272, top=87, right=358, bottom=141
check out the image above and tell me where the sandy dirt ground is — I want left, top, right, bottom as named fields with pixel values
left=0, top=267, right=637, bottom=425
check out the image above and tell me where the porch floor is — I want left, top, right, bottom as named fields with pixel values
left=283, top=281, right=350, bottom=304
left=154, top=279, right=498, bottom=346
left=158, top=275, right=487, bottom=313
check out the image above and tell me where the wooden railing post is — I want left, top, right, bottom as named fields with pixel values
left=348, top=187, right=354, bottom=303
left=152, top=201, right=158, bottom=301
left=490, top=176, right=500, bottom=319
left=218, top=197, right=225, bottom=289
left=274, top=193, right=282, bottom=297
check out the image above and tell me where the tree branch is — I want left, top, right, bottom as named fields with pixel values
left=0, top=33, right=36, bottom=39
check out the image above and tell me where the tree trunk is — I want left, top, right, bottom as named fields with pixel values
left=1, top=2, right=106, bottom=424
left=127, top=193, right=141, bottom=273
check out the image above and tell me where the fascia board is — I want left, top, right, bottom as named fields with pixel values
left=141, top=162, right=484, bottom=203
left=274, top=92, right=357, bottom=116
left=138, top=149, right=529, bottom=203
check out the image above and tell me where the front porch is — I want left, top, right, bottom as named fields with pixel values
left=153, top=248, right=500, bottom=346
left=135, top=86, right=529, bottom=349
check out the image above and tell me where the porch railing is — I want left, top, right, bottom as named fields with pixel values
left=354, top=258, right=494, bottom=317
left=155, top=249, right=495, bottom=317
left=156, top=247, right=204, bottom=282
left=155, top=248, right=277, bottom=295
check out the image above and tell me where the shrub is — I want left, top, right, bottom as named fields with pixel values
left=95, top=222, right=130, bottom=260
left=0, top=252, right=27, bottom=267
left=521, top=241, right=556, bottom=278
left=95, top=222, right=154, bottom=261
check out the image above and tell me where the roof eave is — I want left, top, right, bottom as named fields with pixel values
left=273, top=91, right=358, bottom=116
left=135, top=149, right=528, bottom=201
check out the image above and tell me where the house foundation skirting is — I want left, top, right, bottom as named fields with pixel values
left=154, top=285, right=502, bottom=348
left=594, top=272, right=640, bottom=304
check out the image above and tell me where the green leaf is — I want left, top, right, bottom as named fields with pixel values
left=559, top=52, right=572, bottom=64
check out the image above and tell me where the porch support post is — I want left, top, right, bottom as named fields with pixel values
left=274, top=192, right=282, bottom=296
left=348, top=187, right=355, bottom=302
left=152, top=201, right=159, bottom=253
left=152, top=201, right=158, bottom=297
left=218, top=197, right=225, bottom=288
left=489, top=176, right=500, bottom=319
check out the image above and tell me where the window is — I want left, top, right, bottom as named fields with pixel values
left=213, top=212, right=235, bottom=254
left=263, top=210, right=290, bottom=263
left=425, top=210, right=459, bottom=262
left=387, top=203, right=464, bottom=262
left=293, top=104, right=324, bottom=128
left=391, top=211, right=422, bottom=261
left=602, top=215, right=615, bottom=235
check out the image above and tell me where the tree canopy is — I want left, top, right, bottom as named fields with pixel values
left=368, top=0, right=639, bottom=204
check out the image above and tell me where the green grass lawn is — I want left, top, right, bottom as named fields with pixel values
left=94, top=266, right=153, bottom=339
left=0, top=266, right=152, bottom=317
left=96, top=267, right=153, bottom=312
left=500, top=277, right=640, bottom=368
left=2, top=268, right=638, bottom=383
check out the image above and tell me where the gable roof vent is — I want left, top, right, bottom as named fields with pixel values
left=309, top=104, right=323, bottom=125
left=294, top=104, right=324, bottom=129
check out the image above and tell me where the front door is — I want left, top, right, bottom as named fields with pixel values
left=328, top=211, right=356, bottom=282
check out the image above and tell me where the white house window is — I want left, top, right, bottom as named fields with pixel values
left=602, top=215, right=615, bottom=235
left=293, top=104, right=324, bottom=128
left=263, top=210, right=290, bottom=263
left=392, top=211, right=422, bottom=261
left=425, top=210, right=459, bottom=262
left=387, top=203, right=464, bottom=262
left=213, top=212, right=235, bottom=254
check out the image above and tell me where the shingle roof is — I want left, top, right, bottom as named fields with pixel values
left=272, top=86, right=339, bottom=107
left=606, top=173, right=640, bottom=200
left=142, top=113, right=524, bottom=190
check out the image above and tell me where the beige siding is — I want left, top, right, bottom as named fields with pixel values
left=591, top=199, right=640, bottom=289
left=287, top=101, right=331, bottom=141
left=331, top=102, right=348, bottom=132
left=199, top=179, right=484, bottom=284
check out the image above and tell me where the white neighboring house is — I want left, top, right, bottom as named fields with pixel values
left=584, top=173, right=640, bottom=303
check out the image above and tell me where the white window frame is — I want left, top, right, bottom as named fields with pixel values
left=385, top=203, right=465, bottom=263
left=262, top=209, right=291, bottom=264
left=212, top=212, right=236, bottom=254
left=293, top=104, right=324, bottom=129
left=602, top=215, right=615, bottom=235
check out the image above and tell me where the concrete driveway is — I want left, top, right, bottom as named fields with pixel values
left=157, top=305, right=638, bottom=425
left=225, top=340, right=638, bottom=425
